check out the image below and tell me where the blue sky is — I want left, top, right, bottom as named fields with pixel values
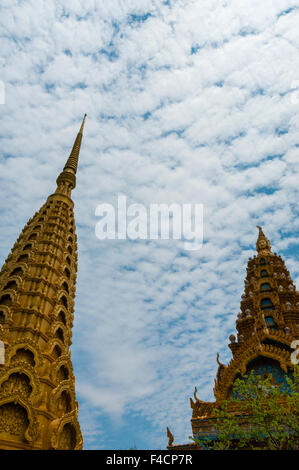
left=0, top=0, right=299, bottom=449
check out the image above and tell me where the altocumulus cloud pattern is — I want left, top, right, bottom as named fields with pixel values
left=0, top=0, right=298, bottom=449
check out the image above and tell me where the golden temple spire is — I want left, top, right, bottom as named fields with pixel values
left=256, top=225, right=273, bottom=256
left=56, top=114, right=87, bottom=193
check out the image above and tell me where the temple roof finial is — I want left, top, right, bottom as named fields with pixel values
left=256, top=225, right=272, bottom=256
left=56, top=114, right=87, bottom=192
left=63, top=113, right=87, bottom=174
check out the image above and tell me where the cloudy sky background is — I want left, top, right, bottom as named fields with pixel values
left=0, top=0, right=299, bottom=449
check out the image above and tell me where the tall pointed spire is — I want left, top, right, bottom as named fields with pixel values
left=56, top=114, right=87, bottom=193
left=0, top=114, right=85, bottom=449
left=256, top=225, right=273, bottom=256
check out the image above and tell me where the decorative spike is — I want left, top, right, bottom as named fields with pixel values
left=256, top=225, right=272, bottom=255
left=166, top=427, right=174, bottom=447
left=63, top=114, right=87, bottom=174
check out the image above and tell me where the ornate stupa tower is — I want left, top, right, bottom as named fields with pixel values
left=167, top=227, right=299, bottom=449
left=0, top=115, right=86, bottom=450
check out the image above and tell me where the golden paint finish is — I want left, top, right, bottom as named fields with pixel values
left=0, top=116, right=86, bottom=450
